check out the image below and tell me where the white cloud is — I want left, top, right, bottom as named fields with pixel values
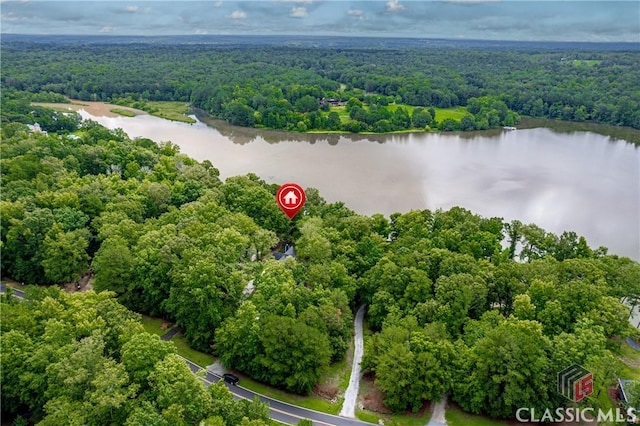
left=1, top=12, right=24, bottom=21
left=99, top=26, right=113, bottom=33
left=281, top=0, right=314, bottom=3
left=229, top=10, right=246, bottom=19
left=123, top=5, right=150, bottom=13
left=214, top=1, right=223, bottom=7
left=194, top=29, right=208, bottom=34
left=289, top=6, right=308, bottom=18
left=386, top=0, right=405, bottom=12
left=347, top=9, right=364, bottom=16
left=442, top=0, right=500, bottom=3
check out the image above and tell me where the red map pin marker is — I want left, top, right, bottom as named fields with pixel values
left=276, top=183, right=306, bottom=220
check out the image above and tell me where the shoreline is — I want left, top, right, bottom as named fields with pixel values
left=33, top=100, right=640, bottom=145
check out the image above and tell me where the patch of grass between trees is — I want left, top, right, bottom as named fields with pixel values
left=171, top=333, right=217, bottom=367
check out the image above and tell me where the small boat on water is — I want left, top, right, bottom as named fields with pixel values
left=503, top=126, right=517, bottom=131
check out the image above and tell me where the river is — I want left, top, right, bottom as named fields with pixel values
left=69, top=104, right=639, bottom=260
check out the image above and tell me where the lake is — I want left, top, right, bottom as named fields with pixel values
left=72, top=105, right=639, bottom=260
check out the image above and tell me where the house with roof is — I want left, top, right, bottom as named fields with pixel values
left=273, top=244, right=296, bottom=261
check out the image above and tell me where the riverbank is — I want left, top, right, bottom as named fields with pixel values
left=33, top=99, right=195, bottom=123
left=518, top=117, right=640, bottom=146
left=34, top=100, right=639, bottom=144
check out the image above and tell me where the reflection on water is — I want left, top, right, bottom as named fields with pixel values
left=76, top=108, right=640, bottom=260
left=194, top=109, right=507, bottom=145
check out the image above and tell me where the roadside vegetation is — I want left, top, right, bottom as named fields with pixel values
left=0, top=288, right=273, bottom=425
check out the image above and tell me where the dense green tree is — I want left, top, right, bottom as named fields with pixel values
left=256, top=315, right=331, bottom=394
left=452, top=319, right=552, bottom=418
left=41, top=227, right=90, bottom=283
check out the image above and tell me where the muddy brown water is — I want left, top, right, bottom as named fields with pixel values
left=66, top=105, right=638, bottom=259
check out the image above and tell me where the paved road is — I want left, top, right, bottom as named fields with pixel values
left=182, top=357, right=375, bottom=426
left=0, top=284, right=374, bottom=426
left=339, top=304, right=366, bottom=418
left=160, top=326, right=182, bottom=341
left=0, top=284, right=25, bottom=298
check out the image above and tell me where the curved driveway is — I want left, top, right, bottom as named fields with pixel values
left=339, top=304, right=366, bottom=418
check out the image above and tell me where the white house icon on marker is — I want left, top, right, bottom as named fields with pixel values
left=283, top=190, right=298, bottom=205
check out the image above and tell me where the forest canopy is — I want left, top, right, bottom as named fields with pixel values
left=2, top=38, right=639, bottom=132
left=2, top=88, right=640, bottom=424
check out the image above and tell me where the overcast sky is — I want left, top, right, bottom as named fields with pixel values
left=1, top=1, right=638, bottom=42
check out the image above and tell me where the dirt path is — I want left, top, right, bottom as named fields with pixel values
left=339, top=304, right=366, bottom=418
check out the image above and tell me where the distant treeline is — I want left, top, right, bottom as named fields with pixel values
left=1, top=41, right=638, bottom=132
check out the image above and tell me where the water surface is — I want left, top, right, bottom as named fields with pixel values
left=75, top=108, right=639, bottom=259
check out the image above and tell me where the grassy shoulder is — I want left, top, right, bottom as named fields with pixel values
left=172, top=334, right=217, bottom=367
left=236, top=374, right=343, bottom=415
left=140, top=317, right=216, bottom=367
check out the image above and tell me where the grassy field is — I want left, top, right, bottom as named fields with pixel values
left=140, top=315, right=167, bottom=336
left=330, top=103, right=468, bottom=126
left=110, top=108, right=136, bottom=117
left=144, top=101, right=196, bottom=123
left=386, top=103, right=468, bottom=121
left=572, top=59, right=602, bottom=67
left=111, top=99, right=196, bottom=123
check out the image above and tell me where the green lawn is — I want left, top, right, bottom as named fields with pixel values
left=110, top=108, right=136, bottom=117
left=616, top=340, right=640, bottom=381
left=140, top=315, right=167, bottom=336
left=330, top=103, right=468, bottom=126
left=111, top=99, right=196, bottom=123
left=145, top=101, right=196, bottom=123
left=171, top=334, right=217, bottom=367
left=386, top=103, right=468, bottom=121
left=572, top=59, right=601, bottom=67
